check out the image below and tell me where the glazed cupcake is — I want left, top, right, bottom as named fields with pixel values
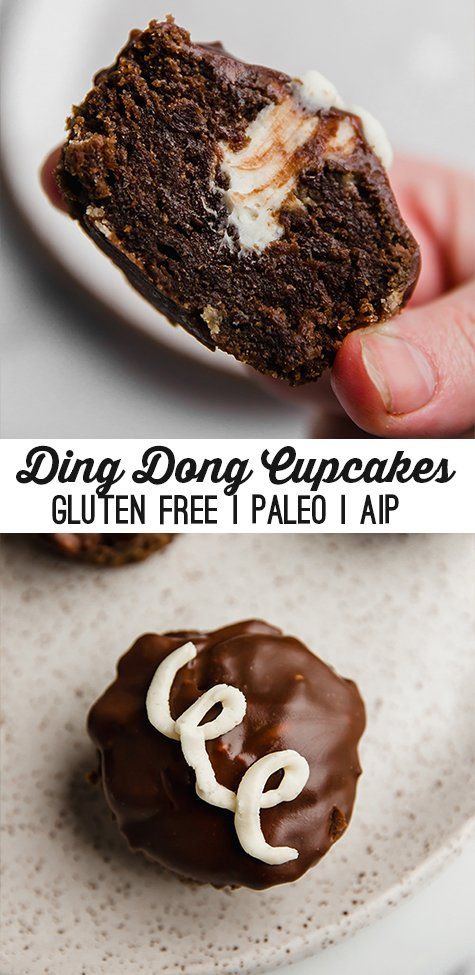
left=88, top=620, right=365, bottom=889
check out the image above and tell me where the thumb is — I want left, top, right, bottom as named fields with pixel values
left=331, top=281, right=475, bottom=437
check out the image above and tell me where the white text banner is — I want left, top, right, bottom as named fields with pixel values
left=1, top=440, right=473, bottom=533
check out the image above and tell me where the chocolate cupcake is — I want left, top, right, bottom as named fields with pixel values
left=57, top=18, right=419, bottom=384
left=39, top=533, right=173, bottom=566
left=88, top=620, right=365, bottom=888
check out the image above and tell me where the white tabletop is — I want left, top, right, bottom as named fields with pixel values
left=279, top=839, right=475, bottom=975
left=1, top=205, right=308, bottom=439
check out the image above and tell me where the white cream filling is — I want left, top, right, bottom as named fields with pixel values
left=295, top=70, right=392, bottom=168
left=348, top=104, right=393, bottom=169
left=146, top=641, right=309, bottom=865
left=216, top=69, right=392, bottom=253
left=296, top=69, right=345, bottom=112
left=325, top=118, right=356, bottom=158
left=219, top=98, right=319, bottom=253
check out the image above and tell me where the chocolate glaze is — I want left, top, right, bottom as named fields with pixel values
left=39, top=533, right=173, bottom=565
left=88, top=620, right=365, bottom=888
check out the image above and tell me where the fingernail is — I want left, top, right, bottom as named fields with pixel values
left=361, top=333, right=436, bottom=415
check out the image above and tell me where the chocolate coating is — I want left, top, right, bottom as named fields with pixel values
left=39, top=533, right=173, bottom=566
left=88, top=620, right=365, bottom=888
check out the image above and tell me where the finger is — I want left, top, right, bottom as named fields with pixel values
left=257, top=159, right=475, bottom=417
left=390, top=157, right=475, bottom=306
left=331, top=281, right=475, bottom=437
left=40, top=146, right=67, bottom=211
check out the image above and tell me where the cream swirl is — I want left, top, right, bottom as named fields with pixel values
left=216, top=70, right=392, bottom=253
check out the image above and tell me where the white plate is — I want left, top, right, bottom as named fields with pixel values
left=2, top=0, right=473, bottom=379
left=1, top=534, right=474, bottom=974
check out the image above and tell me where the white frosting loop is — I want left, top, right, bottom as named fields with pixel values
left=176, top=683, right=246, bottom=811
left=146, top=643, right=309, bottom=865
left=146, top=640, right=197, bottom=741
left=235, top=750, right=310, bottom=865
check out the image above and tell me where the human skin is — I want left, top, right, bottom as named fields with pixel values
left=41, top=150, right=475, bottom=437
left=331, top=157, right=475, bottom=437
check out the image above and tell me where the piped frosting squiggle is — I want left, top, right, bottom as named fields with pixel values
left=146, top=641, right=309, bottom=865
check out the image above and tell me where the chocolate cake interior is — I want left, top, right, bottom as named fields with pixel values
left=59, top=19, right=419, bottom=382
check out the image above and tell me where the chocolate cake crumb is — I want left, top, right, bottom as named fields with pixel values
left=58, top=19, right=420, bottom=384
left=38, top=534, right=173, bottom=566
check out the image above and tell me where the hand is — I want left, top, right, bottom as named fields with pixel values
left=42, top=150, right=475, bottom=437
left=331, top=157, right=475, bottom=437
left=41, top=146, right=66, bottom=212
left=265, top=157, right=475, bottom=437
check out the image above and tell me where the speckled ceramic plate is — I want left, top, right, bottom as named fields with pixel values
left=1, top=534, right=474, bottom=975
